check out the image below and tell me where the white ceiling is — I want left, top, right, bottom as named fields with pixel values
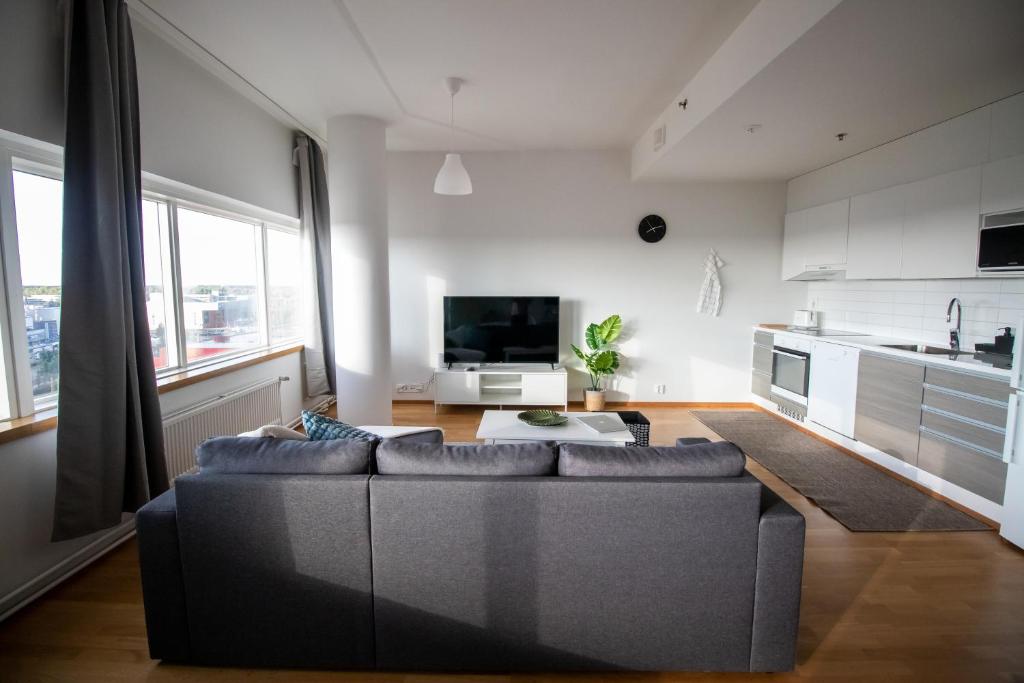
left=138, top=0, right=756, bottom=151
left=642, top=0, right=1024, bottom=180
left=135, top=0, right=1024, bottom=180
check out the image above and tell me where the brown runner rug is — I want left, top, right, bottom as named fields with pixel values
left=691, top=410, right=989, bottom=532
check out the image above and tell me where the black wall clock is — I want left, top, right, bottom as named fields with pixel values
left=638, top=214, right=667, bottom=243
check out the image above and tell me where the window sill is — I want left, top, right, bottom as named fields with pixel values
left=0, top=343, right=303, bottom=445
left=0, top=409, right=58, bottom=446
left=156, top=343, right=303, bottom=394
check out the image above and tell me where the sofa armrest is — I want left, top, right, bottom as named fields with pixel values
left=136, top=488, right=190, bottom=662
left=749, top=485, right=805, bottom=672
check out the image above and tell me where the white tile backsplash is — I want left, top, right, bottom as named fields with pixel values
left=807, top=278, right=1024, bottom=348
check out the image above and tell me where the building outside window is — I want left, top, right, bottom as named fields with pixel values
left=176, top=206, right=264, bottom=363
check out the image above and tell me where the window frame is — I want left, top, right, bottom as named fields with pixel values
left=3, top=138, right=64, bottom=417
left=0, top=129, right=302, bottom=418
left=263, top=222, right=304, bottom=347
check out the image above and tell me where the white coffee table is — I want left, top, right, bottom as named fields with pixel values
left=476, top=410, right=635, bottom=446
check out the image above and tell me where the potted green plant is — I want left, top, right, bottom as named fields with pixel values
left=571, top=314, right=622, bottom=411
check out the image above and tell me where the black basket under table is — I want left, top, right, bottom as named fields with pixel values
left=615, top=411, right=650, bottom=447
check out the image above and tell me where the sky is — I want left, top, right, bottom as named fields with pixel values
left=12, top=170, right=299, bottom=289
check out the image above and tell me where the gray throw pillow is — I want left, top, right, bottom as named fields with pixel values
left=558, top=441, right=746, bottom=477
left=376, top=441, right=557, bottom=476
left=196, top=436, right=371, bottom=475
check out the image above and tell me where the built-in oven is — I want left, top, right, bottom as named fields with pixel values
left=771, top=335, right=812, bottom=406
left=978, top=210, right=1024, bottom=272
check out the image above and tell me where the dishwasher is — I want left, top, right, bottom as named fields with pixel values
left=807, top=340, right=860, bottom=437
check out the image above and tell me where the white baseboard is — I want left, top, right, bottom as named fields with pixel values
left=751, top=395, right=1004, bottom=524
left=0, top=520, right=136, bottom=622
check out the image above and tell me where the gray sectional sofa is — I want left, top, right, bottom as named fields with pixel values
left=136, top=435, right=805, bottom=673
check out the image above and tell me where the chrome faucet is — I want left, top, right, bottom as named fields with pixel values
left=946, top=297, right=962, bottom=352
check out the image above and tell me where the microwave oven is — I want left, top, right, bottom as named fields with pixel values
left=978, top=210, right=1024, bottom=272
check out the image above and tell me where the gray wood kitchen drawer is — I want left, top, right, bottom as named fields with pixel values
left=754, top=330, right=774, bottom=348
left=921, top=386, right=1007, bottom=429
left=752, top=344, right=773, bottom=373
left=751, top=370, right=771, bottom=399
left=854, top=353, right=925, bottom=464
left=920, top=410, right=1004, bottom=455
left=917, top=430, right=1008, bottom=504
left=924, top=366, right=1011, bottom=403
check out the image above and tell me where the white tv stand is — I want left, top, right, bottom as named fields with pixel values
left=433, top=365, right=568, bottom=412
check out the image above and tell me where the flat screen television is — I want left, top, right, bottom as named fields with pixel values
left=443, top=296, right=559, bottom=365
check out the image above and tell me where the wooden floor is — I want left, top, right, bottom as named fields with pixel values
left=2, top=403, right=1023, bottom=682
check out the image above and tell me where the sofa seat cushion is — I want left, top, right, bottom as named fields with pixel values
left=558, top=441, right=746, bottom=477
left=301, top=410, right=378, bottom=442
left=196, top=436, right=371, bottom=474
left=376, top=441, right=557, bottom=475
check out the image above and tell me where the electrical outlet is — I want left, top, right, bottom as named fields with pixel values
left=654, top=384, right=666, bottom=395
left=396, top=383, right=425, bottom=393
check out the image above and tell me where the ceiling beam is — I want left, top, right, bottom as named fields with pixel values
left=630, top=0, right=841, bottom=181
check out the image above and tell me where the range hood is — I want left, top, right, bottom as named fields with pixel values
left=790, top=263, right=847, bottom=281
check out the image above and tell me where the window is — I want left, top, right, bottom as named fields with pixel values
left=265, top=228, right=302, bottom=343
left=177, top=207, right=263, bottom=363
left=12, top=170, right=63, bottom=406
left=2, top=138, right=303, bottom=418
left=141, top=198, right=175, bottom=370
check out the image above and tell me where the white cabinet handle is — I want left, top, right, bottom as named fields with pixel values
left=1005, top=394, right=1018, bottom=465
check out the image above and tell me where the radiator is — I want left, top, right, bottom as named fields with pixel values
left=162, top=376, right=287, bottom=480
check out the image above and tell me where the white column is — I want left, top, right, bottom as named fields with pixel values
left=326, top=115, right=392, bottom=425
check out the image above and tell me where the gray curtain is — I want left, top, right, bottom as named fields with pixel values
left=295, top=133, right=335, bottom=397
left=52, top=0, right=167, bottom=541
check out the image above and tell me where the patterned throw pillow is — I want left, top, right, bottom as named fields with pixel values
left=301, top=410, right=379, bottom=442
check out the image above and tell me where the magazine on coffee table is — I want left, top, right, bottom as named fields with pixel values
left=575, top=414, right=627, bottom=434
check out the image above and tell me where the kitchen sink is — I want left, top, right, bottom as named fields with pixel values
left=879, top=343, right=963, bottom=355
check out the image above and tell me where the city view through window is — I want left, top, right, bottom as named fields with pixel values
left=13, top=171, right=62, bottom=404
left=12, top=169, right=301, bottom=409
left=176, top=207, right=262, bottom=362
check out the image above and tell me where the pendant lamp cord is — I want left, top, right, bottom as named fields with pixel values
left=449, top=92, right=455, bottom=147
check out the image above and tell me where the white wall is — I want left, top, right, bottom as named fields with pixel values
left=388, top=150, right=805, bottom=402
left=0, top=0, right=64, bottom=145
left=0, top=0, right=298, bottom=218
left=134, top=24, right=298, bottom=218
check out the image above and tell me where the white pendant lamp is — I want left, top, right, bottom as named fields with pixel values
left=434, top=77, right=472, bottom=195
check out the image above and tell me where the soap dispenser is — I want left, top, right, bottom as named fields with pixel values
left=995, top=327, right=1015, bottom=355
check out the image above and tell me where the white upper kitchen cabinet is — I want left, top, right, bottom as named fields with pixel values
left=802, top=198, right=849, bottom=266
left=900, top=165, right=982, bottom=279
left=846, top=185, right=905, bottom=279
left=781, top=208, right=810, bottom=280
left=981, top=154, right=1024, bottom=215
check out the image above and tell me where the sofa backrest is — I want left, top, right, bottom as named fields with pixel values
left=368, top=472, right=764, bottom=671
left=376, top=439, right=557, bottom=475
left=196, top=436, right=372, bottom=474
left=558, top=441, right=747, bottom=477
left=173, top=473, right=375, bottom=668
